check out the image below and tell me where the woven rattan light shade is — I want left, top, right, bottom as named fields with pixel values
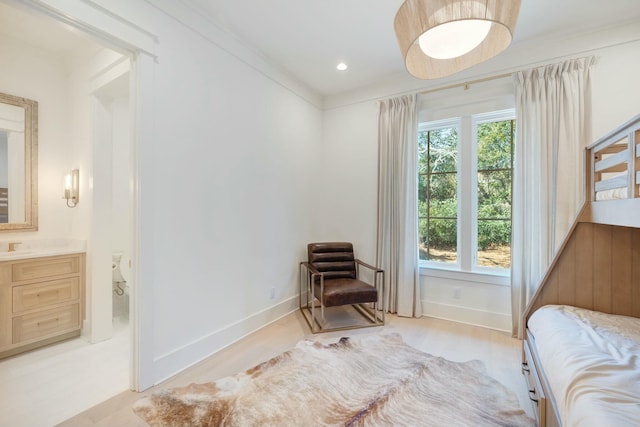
left=394, top=0, right=521, bottom=79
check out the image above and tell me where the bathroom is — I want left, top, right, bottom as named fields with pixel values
left=0, top=3, right=134, bottom=423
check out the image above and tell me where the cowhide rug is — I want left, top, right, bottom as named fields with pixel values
left=133, top=333, right=534, bottom=427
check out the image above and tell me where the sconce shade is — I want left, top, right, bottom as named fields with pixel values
left=64, top=169, right=79, bottom=208
left=394, top=0, right=521, bottom=79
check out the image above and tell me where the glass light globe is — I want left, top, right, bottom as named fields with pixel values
left=419, top=19, right=492, bottom=59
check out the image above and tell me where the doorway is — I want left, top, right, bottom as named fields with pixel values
left=0, top=2, right=138, bottom=425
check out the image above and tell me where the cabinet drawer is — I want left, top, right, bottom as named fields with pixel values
left=523, top=339, right=546, bottom=425
left=12, top=304, right=79, bottom=344
left=12, top=278, right=80, bottom=313
left=12, top=256, right=80, bottom=282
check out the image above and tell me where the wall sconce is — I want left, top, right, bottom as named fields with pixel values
left=64, top=169, right=79, bottom=208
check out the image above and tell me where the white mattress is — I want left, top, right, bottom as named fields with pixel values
left=528, top=305, right=640, bottom=427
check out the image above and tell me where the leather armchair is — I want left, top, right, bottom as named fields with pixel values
left=299, top=242, right=384, bottom=333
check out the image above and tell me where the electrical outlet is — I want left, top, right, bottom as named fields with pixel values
left=270, top=287, right=276, bottom=300
left=453, top=287, right=461, bottom=299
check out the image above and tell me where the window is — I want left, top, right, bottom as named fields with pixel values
left=418, top=110, right=515, bottom=273
left=418, top=121, right=459, bottom=264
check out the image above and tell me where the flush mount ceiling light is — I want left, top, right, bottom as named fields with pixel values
left=394, top=0, right=521, bottom=79
left=336, top=62, right=348, bottom=71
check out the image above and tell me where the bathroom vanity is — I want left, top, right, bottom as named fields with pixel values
left=0, top=251, right=85, bottom=358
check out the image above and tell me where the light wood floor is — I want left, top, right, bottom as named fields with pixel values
left=58, top=311, right=534, bottom=426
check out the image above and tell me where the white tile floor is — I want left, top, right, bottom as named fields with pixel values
left=0, top=318, right=129, bottom=427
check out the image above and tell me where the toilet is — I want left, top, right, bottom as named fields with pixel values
left=112, top=251, right=128, bottom=296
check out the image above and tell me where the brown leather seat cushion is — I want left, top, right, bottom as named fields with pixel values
left=313, top=278, right=378, bottom=307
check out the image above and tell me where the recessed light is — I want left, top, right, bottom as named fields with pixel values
left=336, top=62, right=348, bottom=71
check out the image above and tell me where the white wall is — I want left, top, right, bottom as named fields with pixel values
left=146, top=8, right=322, bottom=380
left=317, top=102, right=379, bottom=263
left=0, top=34, right=72, bottom=238
left=590, top=39, right=640, bottom=141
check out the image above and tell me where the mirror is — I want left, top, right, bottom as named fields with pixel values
left=0, top=92, right=37, bottom=231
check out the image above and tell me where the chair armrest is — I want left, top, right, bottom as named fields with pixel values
left=355, top=259, right=384, bottom=273
left=300, top=262, right=322, bottom=276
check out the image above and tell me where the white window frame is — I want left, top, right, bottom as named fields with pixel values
left=418, top=117, right=462, bottom=271
left=419, top=108, right=515, bottom=280
left=471, top=109, right=515, bottom=275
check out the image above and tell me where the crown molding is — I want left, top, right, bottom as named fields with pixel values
left=146, top=0, right=323, bottom=109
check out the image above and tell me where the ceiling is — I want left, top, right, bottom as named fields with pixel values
left=1, top=1, right=639, bottom=98
left=182, top=0, right=640, bottom=96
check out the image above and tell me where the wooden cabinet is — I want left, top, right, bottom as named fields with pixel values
left=0, top=253, right=85, bottom=358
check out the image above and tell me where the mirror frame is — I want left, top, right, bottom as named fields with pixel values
left=0, top=92, right=38, bottom=232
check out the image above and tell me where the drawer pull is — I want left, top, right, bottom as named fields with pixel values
left=37, top=317, right=60, bottom=326
left=521, top=362, right=530, bottom=373
left=528, top=390, right=539, bottom=404
left=36, top=290, right=60, bottom=298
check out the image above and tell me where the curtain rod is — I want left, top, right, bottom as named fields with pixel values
left=360, top=54, right=599, bottom=109
left=419, top=72, right=513, bottom=95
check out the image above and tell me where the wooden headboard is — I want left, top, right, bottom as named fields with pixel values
left=523, top=219, right=640, bottom=321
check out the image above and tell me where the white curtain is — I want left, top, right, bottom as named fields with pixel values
left=511, top=56, right=595, bottom=338
left=376, top=94, right=422, bottom=317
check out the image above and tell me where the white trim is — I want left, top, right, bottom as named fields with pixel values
left=130, top=53, right=156, bottom=391
left=80, top=0, right=158, bottom=42
left=152, top=296, right=299, bottom=385
left=145, top=0, right=322, bottom=109
left=473, top=109, right=516, bottom=124
left=418, top=119, right=462, bottom=268
left=471, top=109, right=515, bottom=271
left=420, top=109, right=515, bottom=275
left=421, top=300, right=511, bottom=332
left=17, top=0, right=158, bottom=59
left=420, top=266, right=509, bottom=286
left=419, top=117, right=460, bottom=131
left=459, top=115, right=473, bottom=271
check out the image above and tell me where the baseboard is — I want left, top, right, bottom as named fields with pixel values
left=422, top=300, right=511, bottom=333
left=153, top=295, right=299, bottom=384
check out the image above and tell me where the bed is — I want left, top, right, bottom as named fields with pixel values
left=526, top=305, right=640, bottom=426
left=521, top=113, right=640, bottom=427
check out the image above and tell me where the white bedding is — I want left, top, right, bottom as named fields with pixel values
left=594, top=171, right=629, bottom=200
left=528, top=305, right=640, bottom=427
left=595, top=187, right=628, bottom=200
